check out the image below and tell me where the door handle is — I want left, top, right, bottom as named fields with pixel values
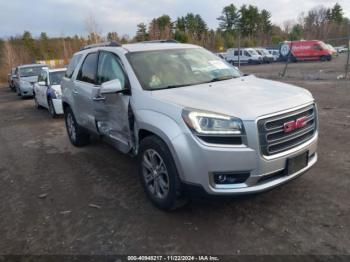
left=72, top=89, right=79, bottom=95
left=92, top=96, right=106, bottom=101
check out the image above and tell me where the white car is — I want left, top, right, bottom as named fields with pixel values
left=33, top=68, right=66, bottom=118
left=268, top=49, right=280, bottom=62
left=226, top=48, right=263, bottom=64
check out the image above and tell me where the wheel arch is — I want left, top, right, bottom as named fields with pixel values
left=135, top=110, right=185, bottom=180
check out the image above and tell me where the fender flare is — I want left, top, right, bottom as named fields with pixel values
left=135, top=109, right=186, bottom=179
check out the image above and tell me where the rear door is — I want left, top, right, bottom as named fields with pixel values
left=73, top=52, right=100, bottom=132
left=93, top=51, right=132, bottom=153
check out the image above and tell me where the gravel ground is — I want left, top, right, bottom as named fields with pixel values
left=0, top=56, right=349, bottom=256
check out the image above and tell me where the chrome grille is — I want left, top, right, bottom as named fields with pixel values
left=258, top=105, right=317, bottom=156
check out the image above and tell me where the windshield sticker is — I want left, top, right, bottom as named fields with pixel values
left=208, top=60, right=230, bottom=70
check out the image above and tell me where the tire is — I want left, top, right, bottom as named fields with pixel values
left=64, top=107, right=90, bottom=147
left=16, top=87, right=21, bottom=96
left=320, top=56, right=327, bottom=62
left=48, top=98, right=57, bottom=118
left=138, top=135, right=188, bottom=210
left=326, top=55, right=332, bottom=61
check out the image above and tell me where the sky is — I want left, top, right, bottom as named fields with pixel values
left=0, top=0, right=349, bottom=38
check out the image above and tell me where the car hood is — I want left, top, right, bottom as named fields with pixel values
left=21, top=76, right=38, bottom=83
left=151, top=75, right=314, bottom=120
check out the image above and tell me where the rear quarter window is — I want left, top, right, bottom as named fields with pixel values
left=65, top=54, right=82, bottom=79
left=76, top=52, right=98, bottom=84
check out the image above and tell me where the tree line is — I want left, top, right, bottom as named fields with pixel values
left=0, top=2, right=349, bottom=82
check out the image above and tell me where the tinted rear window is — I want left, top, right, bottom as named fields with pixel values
left=77, top=53, right=98, bottom=84
left=65, top=54, right=82, bottom=79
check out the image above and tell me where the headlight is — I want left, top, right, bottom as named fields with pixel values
left=182, top=109, right=244, bottom=135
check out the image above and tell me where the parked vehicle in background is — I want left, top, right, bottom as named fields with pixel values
left=7, top=67, right=16, bottom=91
left=226, top=48, right=263, bottom=64
left=255, top=48, right=274, bottom=63
left=61, top=41, right=318, bottom=210
left=326, top=44, right=337, bottom=56
left=13, top=64, right=48, bottom=98
left=334, top=46, right=347, bottom=53
left=280, top=40, right=332, bottom=62
left=215, top=52, right=227, bottom=60
left=268, top=49, right=280, bottom=62
left=33, top=68, right=66, bottom=118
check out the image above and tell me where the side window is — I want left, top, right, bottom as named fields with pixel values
left=38, top=71, right=47, bottom=84
left=234, top=50, right=239, bottom=56
left=313, top=44, right=322, bottom=50
left=77, top=52, right=98, bottom=84
left=65, top=54, right=82, bottom=79
left=96, top=52, right=125, bottom=87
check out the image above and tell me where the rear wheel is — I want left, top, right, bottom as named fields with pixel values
left=138, top=135, right=187, bottom=210
left=64, top=107, right=90, bottom=147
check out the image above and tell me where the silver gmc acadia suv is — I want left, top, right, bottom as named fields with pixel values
left=61, top=41, right=318, bottom=210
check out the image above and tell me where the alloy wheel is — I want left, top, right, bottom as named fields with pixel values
left=66, top=112, right=76, bottom=142
left=142, top=149, right=170, bottom=199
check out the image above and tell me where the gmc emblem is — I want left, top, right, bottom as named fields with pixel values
left=283, top=116, right=307, bottom=133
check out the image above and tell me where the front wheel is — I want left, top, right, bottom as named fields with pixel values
left=138, top=136, right=187, bottom=210
left=64, top=107, right=90, bottom=147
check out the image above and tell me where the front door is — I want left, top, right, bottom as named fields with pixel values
left=93, top=51, right=132, bottom=153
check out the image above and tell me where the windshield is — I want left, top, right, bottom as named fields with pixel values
left=49, top=71, right=66, bottom=85
left=247, top=49, right=259, bottom=56
left=19, top=66, right=45, bottom=77
left=259, top=49, right=270, bottom=55
left=127, top=48, right=242, bottom=90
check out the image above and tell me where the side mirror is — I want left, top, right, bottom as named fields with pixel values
left=100, top=79, right=123, bottom=94
left=12, top=75, right=18, bottom=79
left=38, top=81, right=47, bottom=86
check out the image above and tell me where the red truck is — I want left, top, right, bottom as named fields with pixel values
left=280, top=40, right=333, bottom=62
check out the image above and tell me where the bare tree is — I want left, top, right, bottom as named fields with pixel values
left=84, top=13, right=102, bottom=44
left=283, top=20, right=296, bottom=34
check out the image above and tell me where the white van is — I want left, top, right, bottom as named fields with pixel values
left=226, top=48, right=263, bottom=65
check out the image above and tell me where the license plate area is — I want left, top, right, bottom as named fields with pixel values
left=286, top=151, right=309, bottom=175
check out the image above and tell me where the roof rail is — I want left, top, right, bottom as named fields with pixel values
left=141, top=39, right=179, bottom=44
left=80, top=41, right=121, bottom=50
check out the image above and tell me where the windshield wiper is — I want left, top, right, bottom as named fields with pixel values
left=204, top=76, right=235, bottom=84
left=153, top=76, right=235, bottom=91
left=155, top=84, right=190, bottom=90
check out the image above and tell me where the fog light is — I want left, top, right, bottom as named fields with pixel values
left=213, top=172, right=250, bottom=185
left=217, top=174, right=227, bottom=183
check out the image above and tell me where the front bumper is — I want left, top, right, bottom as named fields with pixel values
left=171, top=125, right=318, bottom=196
left=20, top=88, right=34, bottom=97
left=52, top=98, right=63, bottom=115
